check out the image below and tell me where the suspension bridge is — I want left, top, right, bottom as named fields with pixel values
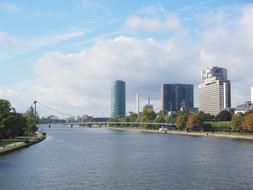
left=31, top=101, right=175, bottom=128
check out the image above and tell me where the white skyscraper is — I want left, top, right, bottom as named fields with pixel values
left=199, top=67, right=231, bottom=115
left=136, top=92, right=139, bottom=114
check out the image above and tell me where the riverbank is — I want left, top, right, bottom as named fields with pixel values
left=107, top=127, right=253, bottom=141
left=0, top=131, right=46, bottom=155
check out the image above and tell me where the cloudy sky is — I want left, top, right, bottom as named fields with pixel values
left=0, top=0, right=253, bottom=117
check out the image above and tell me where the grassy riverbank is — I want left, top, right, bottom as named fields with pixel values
left=107, top=126, right=253, bottom=141
left=0, top=131, right=46, bottom=155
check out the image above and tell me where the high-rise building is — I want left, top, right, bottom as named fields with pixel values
left=161, top=84, right=194, bottom=111
left=251, top=86, right=253, bottom=104
left=198, top=66, right=231, bottom=115
left=111, top=80, right=126, bottom=117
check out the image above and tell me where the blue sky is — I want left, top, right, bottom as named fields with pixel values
left=0, top=0, right=253, bottom=117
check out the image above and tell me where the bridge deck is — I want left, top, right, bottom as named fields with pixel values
left=42, top=121, right=175, bottom=126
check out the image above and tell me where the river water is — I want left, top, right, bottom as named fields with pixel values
left=1, top=126, right=253, bottom=190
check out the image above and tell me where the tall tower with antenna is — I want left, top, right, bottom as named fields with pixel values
left=143, top=97, right=153, bottom=110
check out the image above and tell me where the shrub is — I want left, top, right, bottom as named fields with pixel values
left=216, top=110, right=233, bottom=121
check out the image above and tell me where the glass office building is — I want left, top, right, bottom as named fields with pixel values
left=161, top=84, right=194, bottom=111
left=111, top=80, right=126, bottom=117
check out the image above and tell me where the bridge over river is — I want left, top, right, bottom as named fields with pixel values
left=44, top=121, right=176, bottom=128
left=33, top=101, right=175, bottom=128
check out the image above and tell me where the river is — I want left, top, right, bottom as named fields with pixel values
left=1, top=126, right=253, bottom=190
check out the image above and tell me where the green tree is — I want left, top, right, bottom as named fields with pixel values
left=186, top=113, right=203, bottom=131
left=152, top=116, right=165, bottom=130
left=109, top=116, right=125, bottom=127
left=0, top=99, right=13, bottom=114
left=140, top=109, right=156, bottom=129
left=174, top=110, right=189, bottom=130
left=128, top=112, right=138, bottom=122
left=165, top=112, right=175, bottom=125
left=156, top=110, right=167, bottom=123
left=231, top=113, right=243, bottom=132
left=0, top=113, right=27, bottom=138
left=26, top=124, right=38, bottom=135
left=154, top=115, right=165, bottom=123
left=175, top=114, right=188, bottom=130
left=157, top=110, right=168, bottom=117
left=124, top=112, right=138, bottom=127
left=241, top=112, right=253, bottom=132
left=216, top=110, right=233, bottom=121
left=165, top=115, right=171, bottom=123
left=176, top=110, right=187, bottom=117
left=24, top=107, right=39, bottom=134
left=140, top=109, right=156, bottom=122
left=197, top=111, right=215, bottom=122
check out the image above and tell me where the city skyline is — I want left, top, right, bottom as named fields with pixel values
left=0, top=0, right=253, bottom=117
left=1, top=1, right=253, bottom=190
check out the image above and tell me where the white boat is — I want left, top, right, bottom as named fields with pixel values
left=159, top=127, right=168, bottom=132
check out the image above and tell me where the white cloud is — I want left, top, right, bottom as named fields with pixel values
left=139, top=5, right=168, bottom=16
left=0, top=31, right=84, bottom=61
left=124, top=16, right=182, bottom=32
left=199, top=5, right=253, bottom=105
left=123, top=1, right=218, bottom=32
left=164, top=16, right=182, bottom=30
left=0, top=35, right=200, bottom=116
left=0, top=32, right=23, bottom=59
left=0, top=32, right=19, bottom=49
left=0, top=2, right=23, bottom=13
left=0, top=1, right=44, bottom=20
left=124, top=16, right=162, bottom=32
left=27, top=31, right=84, bottom=49
left=241, top=5, right=253, bottom=48
left=1, top=4, right=253, bottom=117
left=81, top=0, right=111, bottom=16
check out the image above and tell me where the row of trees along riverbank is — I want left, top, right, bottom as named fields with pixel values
left=0, top=99, right=38, bottom=140
left=109, top=109, right=253, bottom=133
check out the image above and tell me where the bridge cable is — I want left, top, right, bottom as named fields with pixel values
left=36, top=101, right=76, bottom=118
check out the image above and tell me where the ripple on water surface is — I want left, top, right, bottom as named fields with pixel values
left=0, top=127, right=253, bottom=190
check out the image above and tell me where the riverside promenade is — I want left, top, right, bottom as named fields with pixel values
left=107, top=127, right=253, bottom=141
left=0, top=132, right=46, bottom=155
